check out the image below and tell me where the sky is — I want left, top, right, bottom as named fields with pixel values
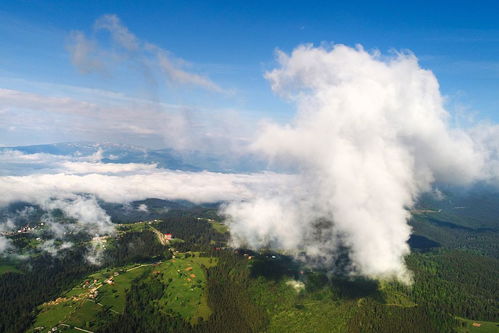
left=1, top=0, right=499, bottom=148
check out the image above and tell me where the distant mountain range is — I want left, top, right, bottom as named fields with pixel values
left=0, top=142, right=267, bottom=173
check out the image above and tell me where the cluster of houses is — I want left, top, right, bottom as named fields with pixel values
left=171, top=248, right=179, bottom=258
left=175, top=266, right=199, bottom=286
left=82, top=272, right=119, bottom=300
left=82, top=279, right=101, bottom=299
left=88, top=289, right=99, bottom=299
left=1, top=223, right=43, bottom=236
left=144, top=219, right=162, bottom=224
left=92, top=235, right=110, bottom=242
left=82, top=271, right=121, bottom=298
left=104, top=271, right=120, bottom=285
left=17, top=225, right=36, bottom=233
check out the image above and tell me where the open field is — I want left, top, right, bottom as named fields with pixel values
left=97, top=264, right=152, bottom=313
left=208, top=220, right=229, bottom=234
left=116, top=220, right=159, bottom=233
left=29, top=262, right=153, bottom=332
left=249, top=277, right=354, bottom=333
left=456, top=317, right=499, bottom=333
left=28, top=253, right=217, bottom=332
left=0, top=262, right=21, bottom=275
left=155, top=253, right=217, bottom=323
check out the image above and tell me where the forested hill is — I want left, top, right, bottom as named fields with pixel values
left=0, top=198, right=498, bottom=333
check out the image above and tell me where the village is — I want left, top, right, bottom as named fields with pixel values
left=0, top=222, right=42, bottom=236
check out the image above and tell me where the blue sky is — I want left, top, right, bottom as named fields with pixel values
left=1, top=0, right=499, bottom=146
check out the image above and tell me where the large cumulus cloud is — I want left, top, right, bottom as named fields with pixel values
left=223, top=44, right=498, bottom=283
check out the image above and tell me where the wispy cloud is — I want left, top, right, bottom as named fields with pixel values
left=0, top=88, right=96, bottom=115
left=94, top=14, right=140, bottom=51
left=67, top=31, right=104, bottom=74
left=0, top=87, right=252, bottom=152
left=154, top=47, right=225, bottom=93
left=68, top=14, right=225, bottom=93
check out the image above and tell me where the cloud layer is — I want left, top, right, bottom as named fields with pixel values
left=0, top=150, right=287, bottom=261
left=0, top=169, right=284, bottom=207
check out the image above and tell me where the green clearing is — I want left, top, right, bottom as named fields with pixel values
left=31, top=300, right=74, bottom=332
left=64, top=262, right=147, bottom=297
left=250, top=277, right=355, bottom=333
left=98, top=264, right=152, bottom=313
left=65, top=299, right=102, bottom=328
left=0, top=257, right=22, bottom=275
left=117, top=221, right=151, bottom=233
left=208, top=220, right=229, bottom=234
left=29, top=254, right=218, bottom=332
left=0, top=262, right=21, bottom=275
left=32, top=298, right=103, bottom=332
left=29, top=263, right=153, bottom=332
left=457, top=317, right=499, bottom=333
left=378, top=281, right=417, bottom=307
left=248, top=274, right=421, bottom=333
left=268, top=299, right=353, bottom=333
left=156, top=253, right=218, bottom=324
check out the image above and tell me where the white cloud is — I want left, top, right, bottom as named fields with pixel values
left=0, top=149, right=287, bottom=211
left=0, top=149, right=70, bottom=176
left=223, top=44, right=498, bottom=283
left=37, top=239, right=73, bottom=256
left=40, top=195, right=115, bottom=237
left=137, top=203, right=148, bottom=212
left=0, top=170, right=286, bottom=206
left=468, top=122, right=499, bottom=184
left=0, top=149, right=157, bottom=176
left=60, top=161, right=158, bottom=174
